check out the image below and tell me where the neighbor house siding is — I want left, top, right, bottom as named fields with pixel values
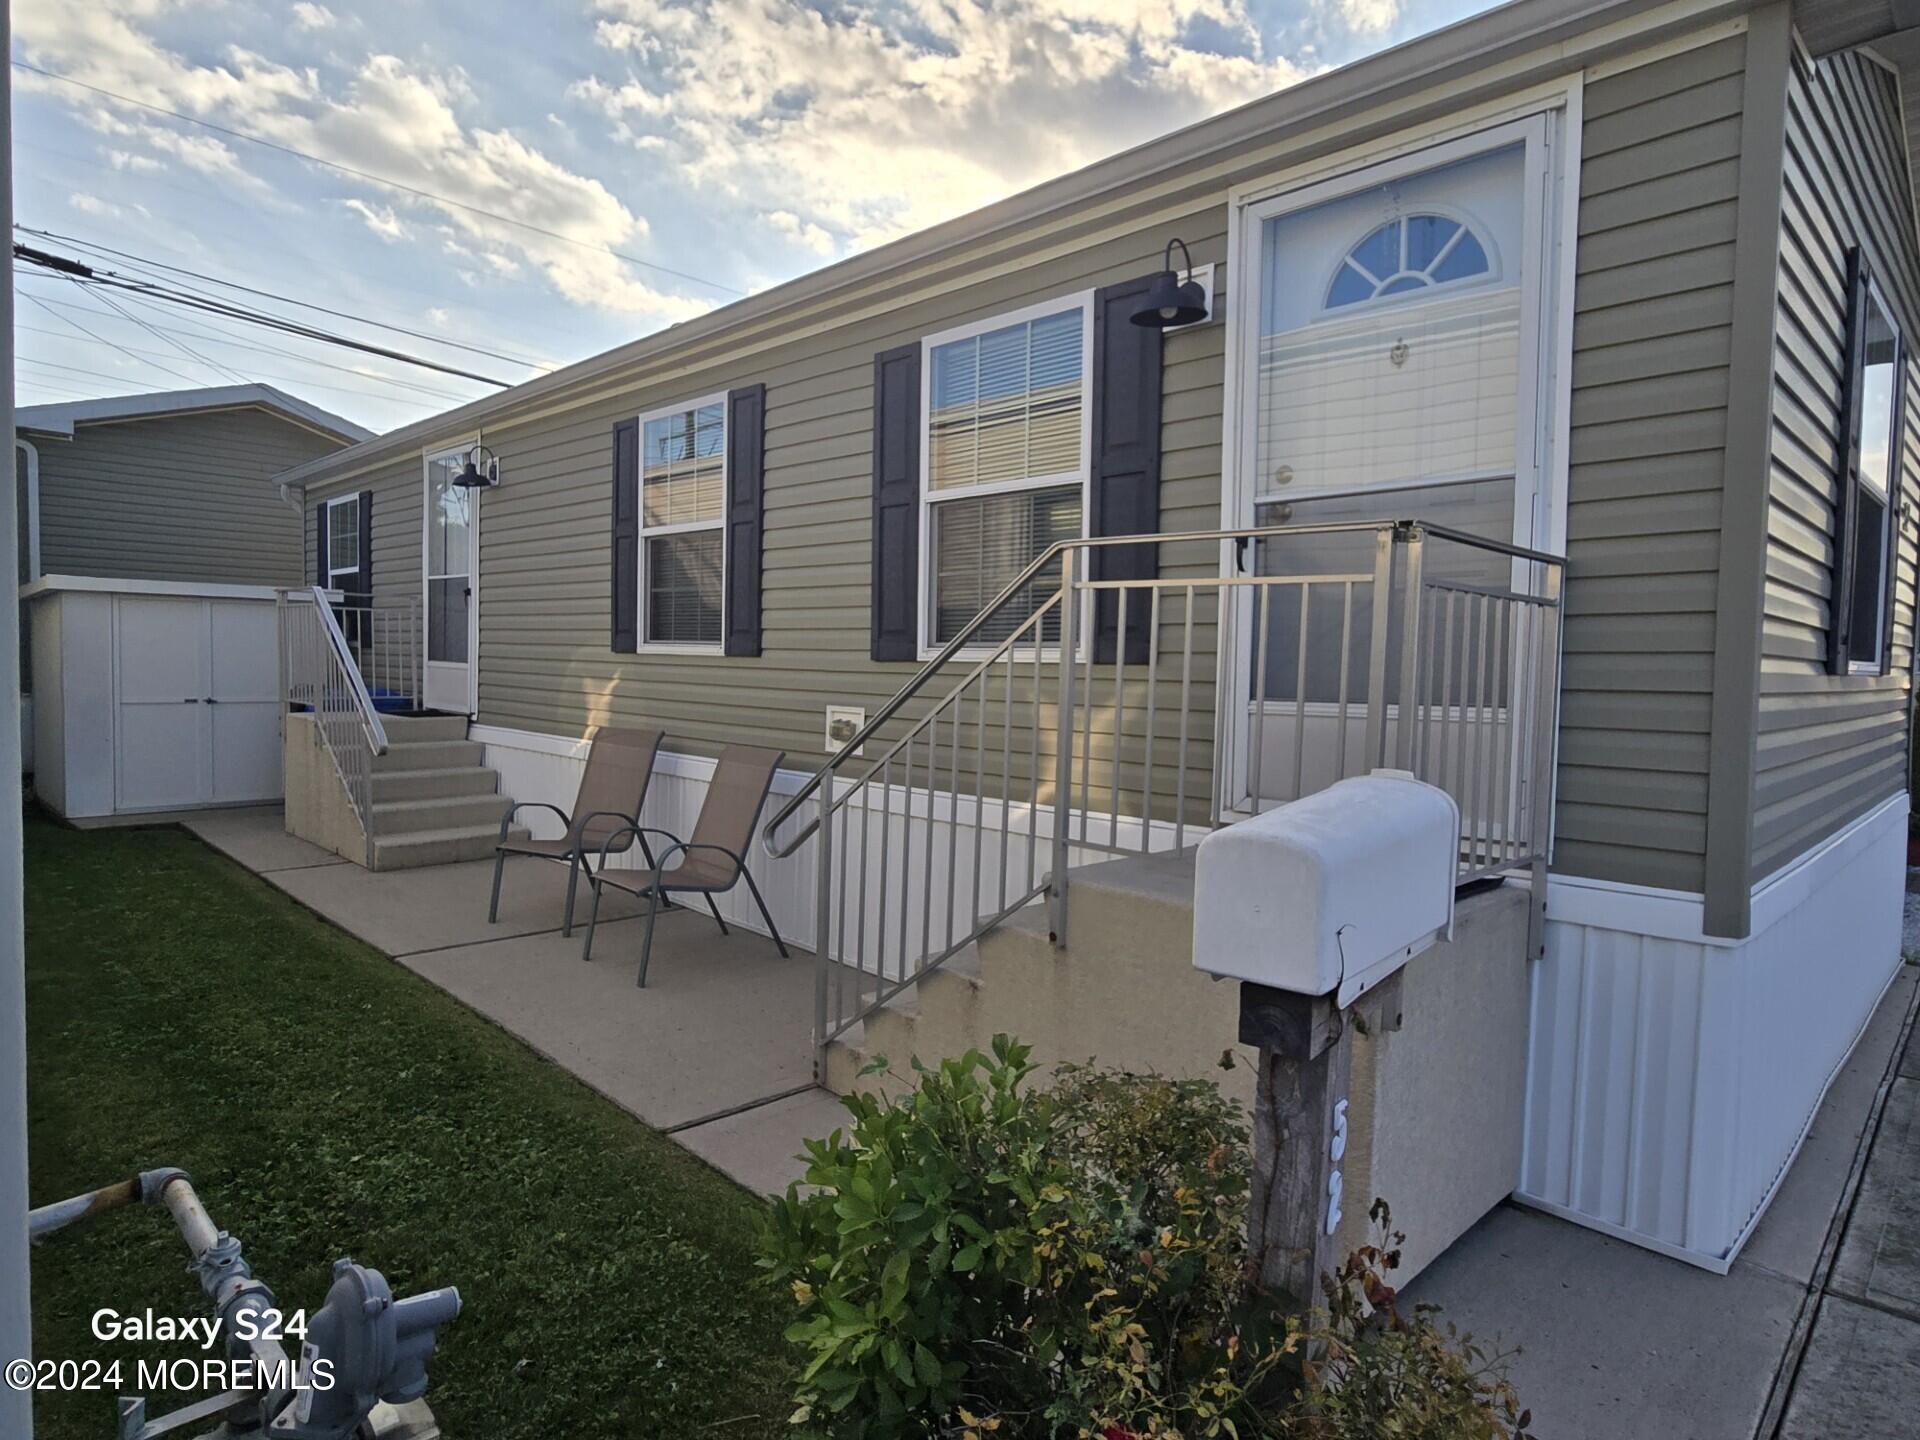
left=35, top=406, right=343, bottom=586
left=1553, top=33, right=1746, bottom=892
left=1754, top=46, right=1920, bottom=881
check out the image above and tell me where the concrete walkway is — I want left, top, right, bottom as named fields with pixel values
left=181, top=806, right=847, bottom=1195
left=179, top=805, right=1920, bottom=1438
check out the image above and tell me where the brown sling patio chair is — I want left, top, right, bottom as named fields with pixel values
left=579, top=744, right=791, bottom=986
left=486, top=726, right=664, bottom=937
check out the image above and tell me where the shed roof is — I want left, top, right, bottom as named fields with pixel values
left=16, top=384, right=372, bottom=444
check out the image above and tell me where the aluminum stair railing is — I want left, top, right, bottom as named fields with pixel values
left=278, top=587, right=390, bottom=869
left=761, top=521, right=1565, bottom=1078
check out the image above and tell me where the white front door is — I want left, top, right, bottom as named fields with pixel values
left=423, top=451, right=478, bottom=714
left=1225, top=115, right=1557, bottom=815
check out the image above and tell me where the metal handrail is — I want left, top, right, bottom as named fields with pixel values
left=279, top=587, right=393, bottom=868
left=760, top=517, right=1560, bottom=858
left=305, top=586, right=390, bottom=754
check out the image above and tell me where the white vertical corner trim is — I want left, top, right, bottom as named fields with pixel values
left=1520, top=792, right=1910, bottom=1270
left=13, top=439, right=38, bottom=582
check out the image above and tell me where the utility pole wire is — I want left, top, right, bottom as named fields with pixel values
left=14, top=243, right=512, bottom=386
left=21, top=226, right=554, bottom=371
left=19, top=286, right=204, bottom=386
left=11, top=60, right=748, bottom=297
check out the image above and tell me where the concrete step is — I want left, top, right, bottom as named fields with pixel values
left=373, top=739, right=487, bottom=772
left=371, top=766, right=500, bottom=803
left=372, top=793, right=514, bottom=834
left=377, top=713, right=469, bottom=741
left=372, top=823, right=524, bottom=871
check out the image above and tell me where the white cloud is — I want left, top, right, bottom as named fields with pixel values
left=69, top=190, right=148, bottom=220
left=107, top=149, right=161, bottom=173
left=576, top=0, right=1314, bottom=250
left=765, top=209, right=836, bottom=257
left=1335, top=0, right=1401, bottom=34
left=14, top=0, right=713, bottom=322
left=291, top=3, right=336, bottom=30
left=341, top=197, right=408, bottom=241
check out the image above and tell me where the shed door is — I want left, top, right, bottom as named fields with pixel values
left=114, top=597, right=210, bottom=811
left=113, top=596, right=283, bottom=811
left=207, top=600, right=282, bottom=803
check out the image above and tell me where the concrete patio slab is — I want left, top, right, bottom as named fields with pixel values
left=676, top=1087, right=852, bottom=1196
left=1739, top=964, right=1919, bottom=1285
left=1831, top=1074, right=1920, bottom=1317
left=1406, top=1203, right=1803, bottom=1440
left=182, top=805, right=345, bottom=873
left=263, top=853, right=656, bottom=954
left=1777, top=1294, right=1920, bottom=1439
left=399, top=906, right=815, bottom=1130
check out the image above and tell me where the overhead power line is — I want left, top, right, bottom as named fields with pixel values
left=23, top=226, right=552, bottom=371
left=15, top=242, right=512, bottom=386
left=12, top=60, right=748, bottom=298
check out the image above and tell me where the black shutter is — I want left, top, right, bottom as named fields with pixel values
left=611, top=417, right=639, bottom=653
left=355, top=490, right=373, bottom=606
left=314, top=501, right=328, bottom=587
left=871, top=343, right=921, bottom=662
left=725, top=384, right=767, bottom=657
left=1090, top=276, right=1164, bottom=664
left=1829, top=247, right=1869, bottom=675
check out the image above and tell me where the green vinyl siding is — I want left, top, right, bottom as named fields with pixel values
left=1554, top=32, right=1746, bottom=891
left=1754, top=46, right=1920, bottom=881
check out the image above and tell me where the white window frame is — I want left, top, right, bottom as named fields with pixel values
left=635, top=391, right=729, bottom=655
left=324, top=493, right=361, bottom=590
left=1845, top=273, right=1901, bottom=678
left=917, top=289, right=1096, bottom=660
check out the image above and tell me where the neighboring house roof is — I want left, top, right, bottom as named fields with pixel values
left=275, top=0, right=1773, bottom=493
left=15, top=384, right=373, bottom=444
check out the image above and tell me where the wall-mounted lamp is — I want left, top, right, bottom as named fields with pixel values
left=1130, top=237, right=1209, bottom=329
left=453, top=440, right=499, bottom=489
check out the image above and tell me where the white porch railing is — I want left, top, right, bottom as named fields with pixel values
left=762, top=520, right=1565, bottom=1074
left=277, top=587, right=392, bottom=868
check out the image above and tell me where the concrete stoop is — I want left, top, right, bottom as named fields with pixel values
left=823, top=847, right=1531, bottom=1283
left=367, top=716, right=517, bottom=870
left=824, top=851, right=1248, bottom=1107
left=285, top=712, right=523, bottom=870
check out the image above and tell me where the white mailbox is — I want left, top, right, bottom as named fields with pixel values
left=1192, top=770, right=1458, bottom=1005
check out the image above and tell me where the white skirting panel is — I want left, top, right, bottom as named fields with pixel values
left=1519, top=791, right=1909, bottom=1271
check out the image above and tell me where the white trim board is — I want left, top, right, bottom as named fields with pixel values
left=1544, top=789, right=1910, bottom=946
left=20, top=574, right=289, bottom=603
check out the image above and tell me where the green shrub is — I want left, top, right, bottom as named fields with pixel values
left=759, top=1037, right=1532, bottom=1440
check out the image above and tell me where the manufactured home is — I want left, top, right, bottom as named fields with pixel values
left=273, top=0, right=1916, bottom=1273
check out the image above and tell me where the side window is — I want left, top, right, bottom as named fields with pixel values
left=1832, top=251, right=1904, bottom=676
left=921, top=294, right=1091, bottom=650
left=325, top=495, right=361, bottom=591
left=638, top=394, right=727, bottom=649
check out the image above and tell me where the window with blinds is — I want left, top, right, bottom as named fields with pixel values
left=922, top=297, right=1090, bottom=647
left=639, top=396, right=727, bottom=647
left=325, top=496, right=360, bottom=582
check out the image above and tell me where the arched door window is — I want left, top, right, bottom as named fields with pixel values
left=1324, top=213, right=1492, bottom=310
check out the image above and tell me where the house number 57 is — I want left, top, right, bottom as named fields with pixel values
left=1326, top=1098, right=1349, bottom=1236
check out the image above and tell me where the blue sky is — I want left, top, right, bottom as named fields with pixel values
left=13, top=0, right=1497, bottom=432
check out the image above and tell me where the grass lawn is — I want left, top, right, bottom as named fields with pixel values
left=24, top=816, right=797, bottom=1439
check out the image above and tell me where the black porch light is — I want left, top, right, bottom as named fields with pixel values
left=1130, top=237, right=1208, bottom=329
left=453, top=440, right=499, bottom=489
